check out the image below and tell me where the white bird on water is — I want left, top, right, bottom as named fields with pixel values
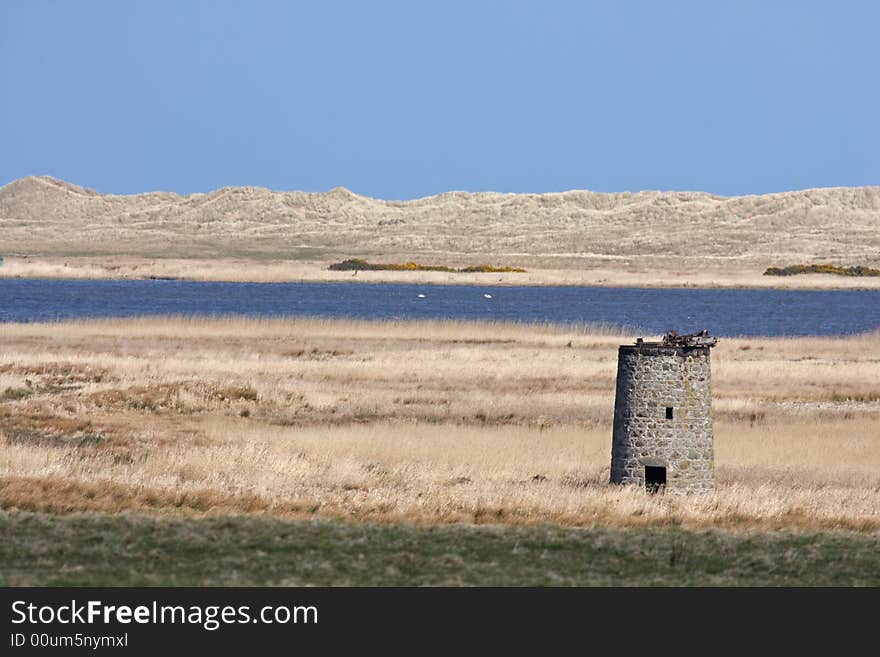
left=417, top=293, right=426, bottom=298
left=483, top=294, right=493, bottom=299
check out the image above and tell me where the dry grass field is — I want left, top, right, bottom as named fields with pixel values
left=1, top=317, right=878, bottom=535
left=3, top=176, right=880, bottom=288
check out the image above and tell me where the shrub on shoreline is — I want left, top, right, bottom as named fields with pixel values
left=329, top=258, right=526, bottom=273
left=459, top=264, right=527, bottom=273
left=763, top=264, right=880, bottom=277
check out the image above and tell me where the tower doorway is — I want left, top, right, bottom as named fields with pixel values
left=645, top=465, right=666, bottom=493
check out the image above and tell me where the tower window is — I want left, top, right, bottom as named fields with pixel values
left=665, top=406, right=674, bottom=420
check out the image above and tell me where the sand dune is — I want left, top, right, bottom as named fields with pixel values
left=2, top=175, right=879, bottom=268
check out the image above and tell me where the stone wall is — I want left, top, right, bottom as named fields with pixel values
left=610, top=344, right=714, bottom=493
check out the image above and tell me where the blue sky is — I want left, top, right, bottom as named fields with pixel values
left=2, top=1, right=878, bottom=198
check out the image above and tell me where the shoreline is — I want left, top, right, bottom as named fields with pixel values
left=3, top=256, right=880, bottom=290
left=1, top=315, right=877, bottom=342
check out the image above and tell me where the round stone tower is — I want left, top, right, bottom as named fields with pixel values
left=610, top=330, right=717, bottom=494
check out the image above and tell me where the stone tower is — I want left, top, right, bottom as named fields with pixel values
left=610, top=330, right=717, bottom=494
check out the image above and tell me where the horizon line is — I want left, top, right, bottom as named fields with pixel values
left=2, top=173, right=879, bottom=203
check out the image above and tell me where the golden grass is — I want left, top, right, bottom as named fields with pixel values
left=1, top=317, right=879, bottom=532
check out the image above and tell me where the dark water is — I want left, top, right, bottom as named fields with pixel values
left=1, top=278, right=879, bottom=336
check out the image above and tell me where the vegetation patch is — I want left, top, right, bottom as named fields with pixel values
left=0, top=362, right=109, bottom=385
left=763, top=264, right=880, bottom=277
left=2, top=387, right=32, bottom=401
left=329, top=258, right=526, bottom=273
left=0, top=409, right=106, bottom=449
left=85, top=382, right=258, bottom=413
left=2, top=512, right=879, bottom=586
left=458, top=264, right=527, bottom=273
